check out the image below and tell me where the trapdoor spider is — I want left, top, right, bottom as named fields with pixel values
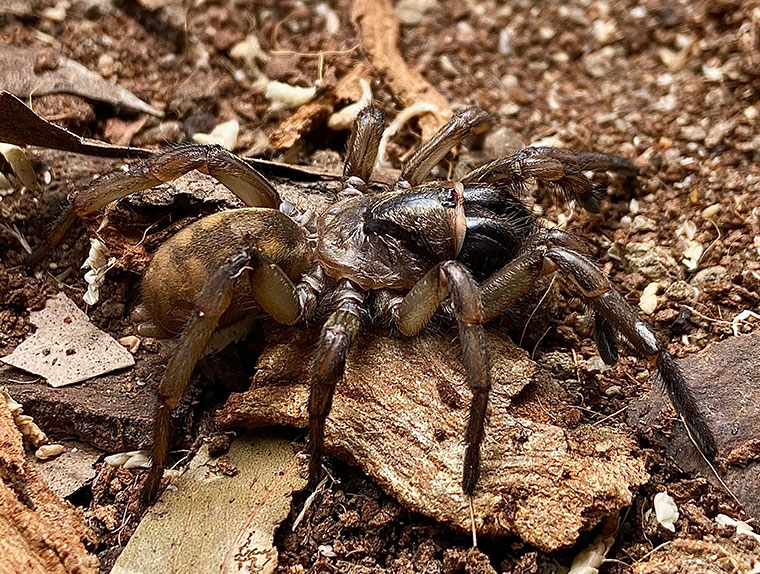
left=30, top=106, right=716, bottom=503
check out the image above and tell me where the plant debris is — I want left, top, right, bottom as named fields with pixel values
left=219, top=326, right=648, bottom=552
left=111, top=436, right=305, bottom=574
left=0, top=397, right=98, bottom=574
left=0, top=45, right=161, bottom=116
left=351, top=0, right=452, bottom=141
left=1, top=292, right=134, bottom=387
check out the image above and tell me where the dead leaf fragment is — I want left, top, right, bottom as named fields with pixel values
left=111, top=436, right=304, bottom=574
left=0, top=91, right=152, bottom=158
left=32, top=441, right=101, bottom=499
left=1, top=292, right=135, bottom=387
left=0, top=45, right=161, bottom=116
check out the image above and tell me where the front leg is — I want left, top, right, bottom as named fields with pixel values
left=462, top=147, right=638, bottom=213
left=28, top=144, right=282, bottom=268
left=394, top=261, right=490, bottom=495
left=309, top=279, right=364, bottom=485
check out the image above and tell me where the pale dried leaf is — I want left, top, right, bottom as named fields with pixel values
left=111, top=437, right=305, bottom=574
left=192, top=119, right=240, bottom=151
left=0, top=143, right=36, bottom=189
left=654, top=491, right=679, bottom=532
left=1, top=292, right=135, bottom=387
left=0, top=45, right=161, bottom=116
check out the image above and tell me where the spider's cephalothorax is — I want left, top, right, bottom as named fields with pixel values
left=29, top=106, right=717, bottom=503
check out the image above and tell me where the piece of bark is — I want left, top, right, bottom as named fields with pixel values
left=218, top=326, right=648, bottom=551
left=0, top=354, right=163, bottom=452
left=632, top=537, right=760, bottom=574
left=0, top=400, right=98, bottom=574
left=111, top=435, right=305, bottom=574
left=269, top=63, right=372, bottom=152
left=629, top=333, right=760, bottom=521
left=351, top=0, right=452, bottom=141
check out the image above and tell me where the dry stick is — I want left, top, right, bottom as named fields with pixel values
left=350, top=0, right=452, bottom=142
left=681, top=414, right=741, bottom=507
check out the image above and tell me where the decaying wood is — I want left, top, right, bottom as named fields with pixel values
left=269, top=63, right=372, bottom=151
left=351, top=0, right=452, bottom=141
left=218, top=326, right=648, bottom=552
left=0, top=399, right=98, bottom=574
left=632, top=537, right=760, bottom=574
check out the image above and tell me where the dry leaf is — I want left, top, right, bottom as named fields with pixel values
left=0, top=45, right=161, bottom=116
left=1, top=292, right=135, bottom=387
left=0, top=91, right=152, bottom=158
left=111, top=437, right=305, bottom=574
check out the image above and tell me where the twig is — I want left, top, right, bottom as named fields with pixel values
left=681, top=414, right=741, bottom=507
left=350, top=0, right=451, bottom=142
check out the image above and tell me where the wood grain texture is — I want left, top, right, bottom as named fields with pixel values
left=219, top=325, right=648, bottom=551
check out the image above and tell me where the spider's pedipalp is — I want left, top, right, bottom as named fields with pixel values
left=593, top=312, right=619, bottom=366
left=344, top=106, right=385, bottom=183
left=478, top=238, right=716, bottom=461
left=402, top=108, right=492, bottom=186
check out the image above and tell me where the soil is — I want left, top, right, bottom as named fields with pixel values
left=1, top=0, right=759, bottom=573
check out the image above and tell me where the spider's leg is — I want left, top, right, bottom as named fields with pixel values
left=344, top=106, right=385, bottom=183
left=395, top=261, right=490, bottom=495
left=462, top=147, right=638, bottom=213
left=143, top=249, right=312, bottom=502
left=28, top=144, right=281, bottom=267
left=593, top=312, right=619, bottom=365
left=309, top=279, right=364, bottom=485
left=481, top=245, right=717, bottom=459
left=401, top=108, right=492, bottom=186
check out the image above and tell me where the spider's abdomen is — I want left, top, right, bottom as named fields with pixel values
left=140, top=208, right=310, bottom=336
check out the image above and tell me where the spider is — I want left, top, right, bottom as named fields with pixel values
left=29, top=106, right=716, bottom=503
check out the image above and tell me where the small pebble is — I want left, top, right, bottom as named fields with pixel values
left=36, top=444, right=64, bottom=460
left=605, top=385, right=622, bottom=397
left=701, top=204, right=722, bottom=219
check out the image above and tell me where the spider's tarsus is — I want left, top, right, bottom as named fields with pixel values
left=656, top=352, right=717, bottom=459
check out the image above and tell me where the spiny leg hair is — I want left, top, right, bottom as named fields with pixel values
left=480, top=240, right=716, bottom=459
left=462, top=146, right=639, bottom=213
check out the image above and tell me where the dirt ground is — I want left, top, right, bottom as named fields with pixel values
left=1, top=0, right=759, bottom=572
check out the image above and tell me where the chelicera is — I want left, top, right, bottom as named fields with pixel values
left=29, top=106, right=716, bottom=503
